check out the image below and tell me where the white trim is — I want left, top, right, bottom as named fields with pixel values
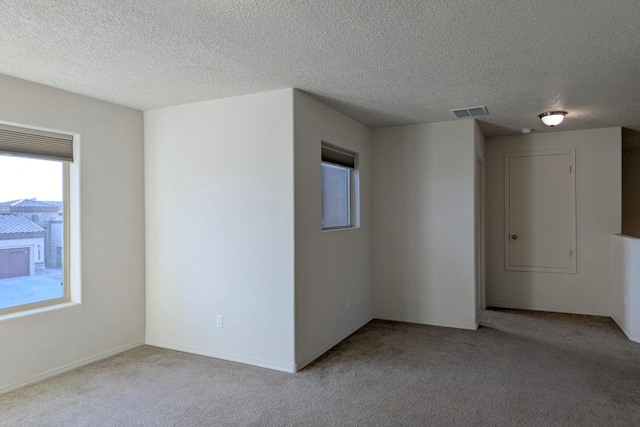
left=476, top=155, right=486, bottom=313
left=373, top=314, right=479, bottom=331
left=611, top=314, right=640, bottom=344
left=486, top=301, right=609, bottom=317
left=321, top=225, right=360, bottom=233
left=295, top=317, right=373, bottom=372
left=0, top=301, right=80, bottom=322
left=68, top=140, right=81, bottom=303
left=0, top=340, right=144, bottom=395
left=145, top=339, right=297, bottom=373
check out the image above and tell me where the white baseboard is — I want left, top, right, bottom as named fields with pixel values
left=373, top=314, right=478, bottom=330
left=145, top=339, right=297, bottom=373
left=486, top=301, right=610, bottom=317
left=611, top=314, right=640, bottom=344
left=295, top=317, right=374, bottom=372
left=0, top=340, right=144, bottom=396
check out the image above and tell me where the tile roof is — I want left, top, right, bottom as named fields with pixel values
left=0, top=214, right=46, bottom=234
left=0, top=198, right=60, bottom=208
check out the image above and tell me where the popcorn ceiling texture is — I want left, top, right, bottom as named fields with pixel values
left=1, top=0, right=639, bottom=135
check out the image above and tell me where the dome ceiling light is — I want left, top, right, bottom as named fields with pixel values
left=539, top=111, right=567, bottom=127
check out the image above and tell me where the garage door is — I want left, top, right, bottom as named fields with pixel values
left=0, top=247, right=30, bottom=279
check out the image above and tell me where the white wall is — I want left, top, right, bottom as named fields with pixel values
left=372, top=120, right=478, bottom=330
left=144, top=89, right=296, bottom=372
left=485, top=128, right=621, bottom=315
left=611, top=235, right=640, bottom=342
left=293, top=90, right=372, bottom=369
left=0, top=74, right=145, bottom=394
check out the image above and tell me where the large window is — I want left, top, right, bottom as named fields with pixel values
left=321, top=142, right=358, bottom=230
left=0, top=123, right=74, bottom=315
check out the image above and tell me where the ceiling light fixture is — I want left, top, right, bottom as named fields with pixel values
left=539, top=111, right=567, bottom=126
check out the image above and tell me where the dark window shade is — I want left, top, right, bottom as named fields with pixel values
left=0, top=123, right=74, bottom=162
left=321, top=144, right=355, bottom=169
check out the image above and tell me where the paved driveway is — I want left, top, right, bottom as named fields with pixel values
left=0, top=269, right=63, bottom=310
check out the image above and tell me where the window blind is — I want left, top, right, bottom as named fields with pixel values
left=321, top=143, right=355, bottom=169
left=0, top=123, right=74, bottom=162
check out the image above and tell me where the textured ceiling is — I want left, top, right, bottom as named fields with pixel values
left=1, top=0, right=640, bottom=136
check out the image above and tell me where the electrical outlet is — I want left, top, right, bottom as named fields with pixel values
left=216, top=315, right=223, bottom=328
left=346, top=298, right=351, bottom=310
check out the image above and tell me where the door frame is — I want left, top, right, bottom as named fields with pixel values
left=476, top=155, right=486, bottom=312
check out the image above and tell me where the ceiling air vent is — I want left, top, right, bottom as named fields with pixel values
left=450, top=106, right=489, bottom=118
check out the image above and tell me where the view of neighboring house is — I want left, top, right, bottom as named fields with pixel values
left=0, top=199, right=63, bottom=279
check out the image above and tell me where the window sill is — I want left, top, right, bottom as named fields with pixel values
left=0, top=301, right=80, bottom=322
left=322, top=226, right=360, bottom=233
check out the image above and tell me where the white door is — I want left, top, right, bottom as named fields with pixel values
left=505, top=150, right=576, bottom=273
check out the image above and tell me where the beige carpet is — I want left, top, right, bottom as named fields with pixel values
left=1, top=308, right=639, bottom=426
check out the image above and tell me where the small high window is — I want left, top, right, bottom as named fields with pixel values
left=321, top=143, right=358, bottom=230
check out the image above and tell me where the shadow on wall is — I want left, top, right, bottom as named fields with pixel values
left=622, top=128, right=640, bottom=238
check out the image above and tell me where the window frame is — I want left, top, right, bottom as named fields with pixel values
left=321, top=142, right=359, bottom=232
left=321, top=162, right=352, bottom=231
left=0, top=122, right=79, bottom=318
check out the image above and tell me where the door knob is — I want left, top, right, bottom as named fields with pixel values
left=511, top=234, right=518, bottom=240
